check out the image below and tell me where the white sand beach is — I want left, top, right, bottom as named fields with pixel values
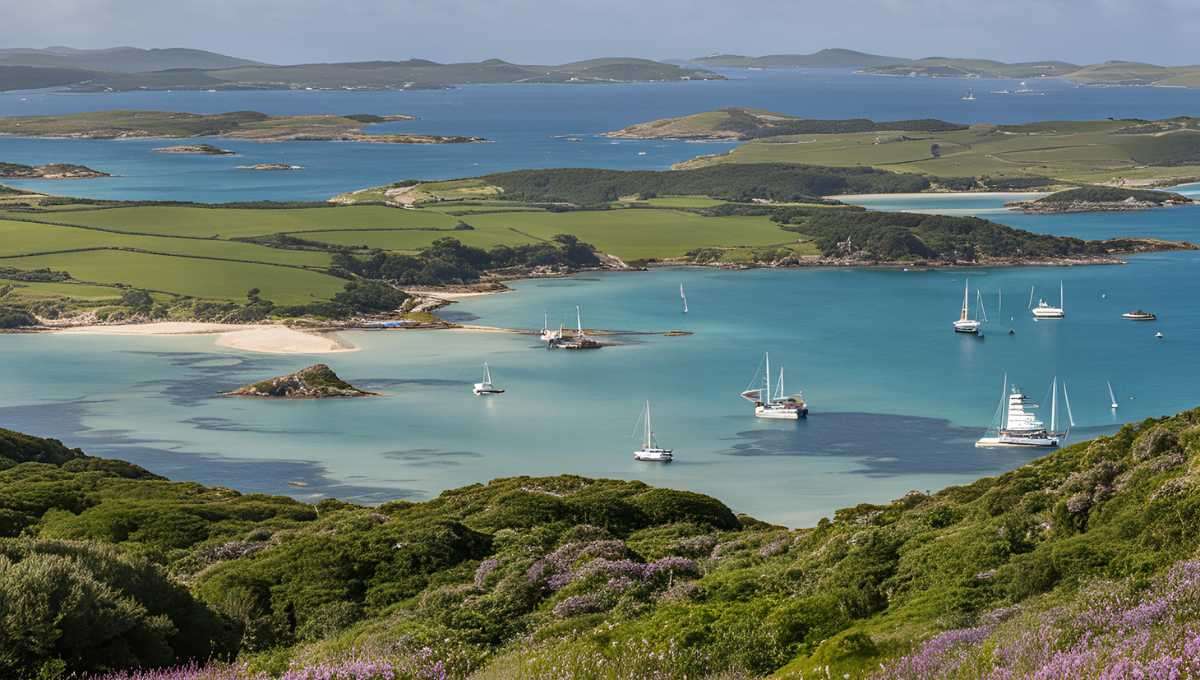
left=53, top=322, right=356, bottom=354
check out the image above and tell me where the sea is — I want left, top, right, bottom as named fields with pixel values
left=2, top=69, right=1199, bottom=525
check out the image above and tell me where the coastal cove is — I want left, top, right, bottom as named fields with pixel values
left=4, top=244, right=1199, bottom=526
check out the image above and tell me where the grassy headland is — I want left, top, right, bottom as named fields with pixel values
left=630, top=110, right=1200, bottom=187
left=6, top=403, right=1200, bottom=678
left=0, top=162, right=1190, bottom=328
left=0, top=110, right=484, bottom=144
left=1007, top=186, right=1194, bottom=213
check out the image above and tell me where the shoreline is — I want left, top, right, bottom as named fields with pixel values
left=51, top=322, right=357, bottom=354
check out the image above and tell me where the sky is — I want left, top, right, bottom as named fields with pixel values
left=2, top=0, right=1200, bottom=66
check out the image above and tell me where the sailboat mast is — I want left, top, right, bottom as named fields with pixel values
left=645, top=400, right=652, bottom=449
left=961, top=280, right=970, bottom=320
left=1060, top=281, right=1065, bottom=310
left=576, top=306, right=583, bottom=335
left=483, top=362, right=491, bottom=384
left=1028, top=285, right=1035, bottom=309
left=1001, top=373, right=1009, bottom=430
left=1051, top=377, right=1058, bottom=433
left=764, top=353, right=772, bottom=404
left=778, top=367, right=785, bottom=400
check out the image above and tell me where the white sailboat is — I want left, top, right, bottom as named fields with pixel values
left=680, top=284, right=689, bottom=314
left=740, top=353, right=808, bottom=419
left=472, top=362, right=505, bottom=395
left=1108, top=381, right=1119, bottom=410
left=976, top=375, right=1070, bottom=448
left=633, top=401, right=673, bottom=462
left=1032, top=281, right=1065, bottom=319
left=539, top=312, right=562, bottom=345
left=961, top=90, right=976, bottom=101
left=953, top=279, right=981, bottom=333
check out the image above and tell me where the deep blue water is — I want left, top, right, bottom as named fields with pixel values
left=7, top=69, right=1200, bottom=201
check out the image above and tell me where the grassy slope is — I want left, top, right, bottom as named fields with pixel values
left=686, top=119, right=1200, bottom=185
left=5, top=405, right=1200, bottom=678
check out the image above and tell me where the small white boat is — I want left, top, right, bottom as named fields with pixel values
left=1156, top=331, right=1164, bottom=339
left=1108, top=381, right=1119, bottom=410
left=961, top=90, right=976, bottom=101
left=740, top=353, right=808, bottom=420
left=1121, top=310, right=1156, bottom=321
left=976, top=374, right=1072, bottom=448
left=539, top=313, right=562, bottom=345
left=633, top=401, right=673, bottom=462
left=680, top=284, right=688, bottom=314
left=1032, top=281, right=1066, bottom=319
left=472, top=362, right=505, bottom=395
left=953, top=279, right=982, bottom=334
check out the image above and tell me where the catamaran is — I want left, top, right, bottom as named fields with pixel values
left=976, top=374, right=1073, bottom=448
left=953, top=279, right=982, bottom=334
left=549, top=306, right=601, bottom=350
left=1032, top=281, right=1066, bottom=319
left=633, top=401, right=673, bottom=462
left=680, top=284, right=688, bottom=314
left=472, top=362, right=505, bottom=395
left=740, top=353, right=808, bottom=420
left=1108, top=381, right=1119, bottom=410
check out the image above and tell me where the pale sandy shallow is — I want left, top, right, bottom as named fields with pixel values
left=54, top=322, right=356, bottom=354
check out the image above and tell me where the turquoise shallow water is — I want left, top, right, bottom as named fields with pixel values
left=3, top=240, right=1197, bottom=525
left=4, top=78, right=1200, bottom=524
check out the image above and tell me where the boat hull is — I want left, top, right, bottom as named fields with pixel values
left=473, top=384, right=505, bottom=395
left=634, top=448, right=673, bottom=462
left=755, top=406, right=806, bottom=420
left=953, top=321, right=981, bottom=334
left=975, top=435, right=1059, bottom=448
left=1032, top=309, right=1065, bottom=319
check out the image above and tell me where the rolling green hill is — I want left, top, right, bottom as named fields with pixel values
left=6, top=402, right=1200, bottom=678
left=663, top=113, right=1200, bottom=186
left=694, top=49, right=908, bottom=68
left=0, top=46, right=261, bottom=72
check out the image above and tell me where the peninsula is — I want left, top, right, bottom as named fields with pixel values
left=1007, top=186, right=1195, bottom=213
left=0, top=110, right=486, bottom=144
left=622, top=109, right=1200, bottom=188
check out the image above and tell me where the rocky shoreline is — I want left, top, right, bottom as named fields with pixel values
left=1006, top=198, right=1194, bottom=213
left=225, top=364, right=374, bottom=398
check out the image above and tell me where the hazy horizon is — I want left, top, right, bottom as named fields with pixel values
left=2, top=0, right=1199, bottom=67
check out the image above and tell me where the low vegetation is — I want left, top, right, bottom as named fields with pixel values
left=6, top=402, right=1200, bottom=678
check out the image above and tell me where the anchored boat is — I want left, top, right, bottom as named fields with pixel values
left=953, top=279, right=982, bottom=334
left=1032, top=281, right=1066, bottom=319
left=740, top=353, right=808, bottom=420
left=976, top=374, right=1073, bottom=448
left=1121, top=310, right=1156, bottom=321
left=549, top=306, right=602, bottom=350
left=633, top=400, right=673, bottom=462
left=472, top=362, right=505, bottom=395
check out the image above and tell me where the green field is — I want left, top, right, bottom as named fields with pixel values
left=0, top=195, right=818, bottom=314
left=682, top=119, right=1200, bottom=186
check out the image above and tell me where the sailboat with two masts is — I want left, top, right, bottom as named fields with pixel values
left=549, top=306, right=601, bottom=350
left=1033, top=281, right=1066, bottom=319
left=976, top=374, right=1073, bottom=448
left=740, top=353, right=808, bottom=420
left=633, top=401, right=673, bottom=462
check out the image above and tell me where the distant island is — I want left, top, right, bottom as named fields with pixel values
left=691, top=49, right=1200, bottom=87
left=225, top=363, right=374, bottom=398
left=237, top=163, right=302, bottom=171
left=1007, top=186, right=1195, bottom=213
left=0, top=161, right=108, bottom=179
left=152, top=144, right=235, bottom=155
left=0, top=110, right=485, bottom=144
left=0, top=47, right=722, bottom=92
left=627, top=109, right=1200, bottom=188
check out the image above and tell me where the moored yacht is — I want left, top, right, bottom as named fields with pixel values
left=1121, top=310, right=1156, bottom=321
left=740, top=353, right=808, bottom=420
left=633, top=401, right=673, bottom=462
left=472, top=362, right=505, bottom=395
left=953, top=279, right=982, bottom=334
left=549, top=306, right=602, bottom=350
left=976, top=374, right=1073, bottom=448
left=1032, top=281, right=1066, bottom=319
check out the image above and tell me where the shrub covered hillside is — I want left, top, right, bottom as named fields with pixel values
left=5, top=407, right=1200, bottom=678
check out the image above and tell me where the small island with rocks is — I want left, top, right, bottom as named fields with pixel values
left=225, top=364, right=375, bottom=398
left=0, top=162, right=109, bottom=179
left=154, top=144, right=236, bottom=155
left=1007, top=186, right=1194, bottom=213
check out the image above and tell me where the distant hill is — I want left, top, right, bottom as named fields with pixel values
left=0, top=52, right=722, bottom=92
left=0, top=46, right=262, bottom=72
left=863, top=57, right=1080, bottom=79
left=696, top=48, right=908, bottom=68
left=608, top=107, right=966, bottom=140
